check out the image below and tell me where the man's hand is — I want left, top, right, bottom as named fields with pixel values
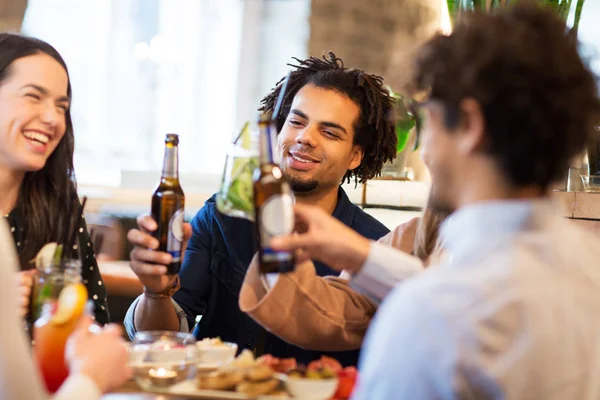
left=65, top=316, right=132, bottom=393
left=270, top=204, right=371, bottom=274
left=127, top=215, right=192, bottom=294
left=15, top=270, right=36, bottom=318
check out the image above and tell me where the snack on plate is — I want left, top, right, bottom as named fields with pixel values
left=197, top=350, right=283, bottom=396
left=196, top=337, right=231, bottom=349
left=246, top=365, right=274, bottom=382
left=236, top=378, right=279, bottom=396
left=288, top=367, right=336, bottom=380
left=197, top=370, right=245, bottom=391
left=228, top=349, right=256, bottom=369
left=285, top=356, right=342, bottom=380
left=257, top=355, right=297, bottom=373
left=307, top=356, right=342, bottom=373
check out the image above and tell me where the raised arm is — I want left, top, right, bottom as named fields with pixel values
left=124, top=206, right=211, bottom=338
left=240, top=257, right=376, bottom=351
left=239, top=218, right=423, bottom=351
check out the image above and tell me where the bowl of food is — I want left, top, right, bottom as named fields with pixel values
left=195, top=337, right=238, bottom=366
left=581, top=175, right=600, bottom=193
left=278, top=361, right=338, bottom=400
left=279, top=368, right=339, bottom=400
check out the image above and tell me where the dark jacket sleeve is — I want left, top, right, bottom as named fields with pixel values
left=172, top=205, right=213, bottom=329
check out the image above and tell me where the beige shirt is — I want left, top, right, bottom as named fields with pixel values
left=238, top=217, right=421, bottom=351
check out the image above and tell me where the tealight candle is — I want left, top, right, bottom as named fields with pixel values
left=148, top=367, right=178, bottom=388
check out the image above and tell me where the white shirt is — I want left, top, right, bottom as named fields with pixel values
left=353, top=200, right=600, bottom=400
left=0, top=219, right=101, bottom=400
left=351, top=242, right=423, bottom=303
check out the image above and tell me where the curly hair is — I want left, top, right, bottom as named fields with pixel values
left=259, top=52, right=398, bottom=185
left=411, top=2, right=599, bottom=190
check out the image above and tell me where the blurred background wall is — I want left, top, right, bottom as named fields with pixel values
left=0, top=0, right=26, bottom=31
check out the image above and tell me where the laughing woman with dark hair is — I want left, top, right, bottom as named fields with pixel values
left=0, top=33, right=108, bottom=325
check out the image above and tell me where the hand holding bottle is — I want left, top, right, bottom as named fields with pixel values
left=128, top=215, right=192, bottom=293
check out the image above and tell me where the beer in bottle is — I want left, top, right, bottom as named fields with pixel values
left=253, top=112, right=295, bottom=273
left=151, top=133, right=185, bottom=274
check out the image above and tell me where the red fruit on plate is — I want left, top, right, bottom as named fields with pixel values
left=257, top=354, right=275, bottom=365
left=277, top=358, right=297, bottom=373
left=307, top=356, right=342, bottom=373
left=257, top=355, right=298, bottom=373
left=334, top=367, right=358, bottom=399
left=340, top=366, right=357, bottom=378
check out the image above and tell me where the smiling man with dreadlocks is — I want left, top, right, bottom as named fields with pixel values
left=124, top=52, right=398, bottom=367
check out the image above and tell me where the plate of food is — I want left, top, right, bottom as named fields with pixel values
left=163, top=350, right=288, bottom=399
left=162, top=351, right=357, bottom=399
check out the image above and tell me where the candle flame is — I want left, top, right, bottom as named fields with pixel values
left=149, top=367, right=176, bottom=378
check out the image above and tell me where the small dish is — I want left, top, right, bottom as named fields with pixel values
left=277, top=373, right=338, bottom=400
left=195, top=339, right=238, bottom=366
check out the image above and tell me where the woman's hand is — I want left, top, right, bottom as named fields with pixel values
left=65, top=316, right=132, bottom=393
left=15, top=270, right=36, bottom=318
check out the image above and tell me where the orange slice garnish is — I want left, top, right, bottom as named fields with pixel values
left=50, top=283, right=88, bottom=325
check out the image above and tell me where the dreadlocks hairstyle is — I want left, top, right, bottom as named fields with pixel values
left=259, top=52, right=398, bottom=185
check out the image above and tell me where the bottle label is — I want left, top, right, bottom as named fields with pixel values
left=167, top=209, right=184, bottom=262
left=259, top=194, right=294, bottom=262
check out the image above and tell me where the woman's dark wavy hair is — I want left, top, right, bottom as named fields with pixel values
left=0, top=33, right=78, bottom=269
left=259, top=52, right=398, bottom=185
left=412, top=2, right=599, bottom=190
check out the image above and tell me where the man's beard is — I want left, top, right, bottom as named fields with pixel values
left=284, top=172, right=319, bottom=193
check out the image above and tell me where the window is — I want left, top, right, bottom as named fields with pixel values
left=22, top=0, right=246, bottom=187
left=576, top=0, right=600, bottom=76
left=22, top=0, right=310, bottom=190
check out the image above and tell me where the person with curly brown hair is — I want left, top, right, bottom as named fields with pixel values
left=123, top=53, right=399, bottom=366
left=266, top=3, right=600, bottom=398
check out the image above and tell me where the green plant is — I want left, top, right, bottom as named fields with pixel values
left=389, top=90, right=419, bottom=153
left=447, top=0, right=586, bottom=34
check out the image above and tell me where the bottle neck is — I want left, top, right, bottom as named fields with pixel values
left=161, top=143, right=179, bottom=179
left=258, top=120, right=278, bottom=165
